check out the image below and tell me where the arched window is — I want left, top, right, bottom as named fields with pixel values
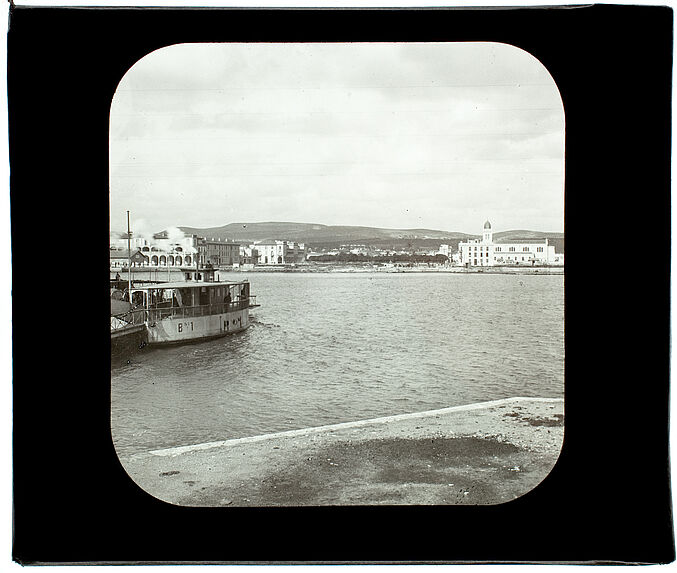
left=176, top=256, right=183, bottom=265
left=160, top=255, right=167, bottom=265
left=151, top=255, right=159, bottom=265
left=185, top=255, right=192, bottom=265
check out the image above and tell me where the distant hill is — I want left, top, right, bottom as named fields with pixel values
left=493, top=230, right=564, bottom=241
left=142, top=221, right=565, bottom=253
left=178, top=222, right=474, bottom=244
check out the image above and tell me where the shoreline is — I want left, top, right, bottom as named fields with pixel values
left=119, top=396, right=564, bottom=507
left=111, top=265, right=564, bottom=276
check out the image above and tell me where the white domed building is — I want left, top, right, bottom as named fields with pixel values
left=458, top=220, right=563, bottom=267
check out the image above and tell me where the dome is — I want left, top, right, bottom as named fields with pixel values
left=483, top=220, right=492, bottom=229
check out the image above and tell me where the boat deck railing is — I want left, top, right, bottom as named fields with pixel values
left=112, top=296, right=257, bottom=330
left=146, top=297, right=256, bottom=322
left=110, top=308, right=148, bottom=332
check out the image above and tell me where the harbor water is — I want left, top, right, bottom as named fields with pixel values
left=111, top=272, right=564, bottom=458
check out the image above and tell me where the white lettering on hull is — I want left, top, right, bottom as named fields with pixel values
left=146, top=310, right=249, bottom=345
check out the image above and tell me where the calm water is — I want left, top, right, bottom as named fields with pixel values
left=111, top=272, right=564, bottom=457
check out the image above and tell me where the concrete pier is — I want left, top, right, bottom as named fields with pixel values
left=118, top=396, right=564, bottom=507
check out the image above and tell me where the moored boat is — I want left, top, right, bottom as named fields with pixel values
left=115, top=267, right=258, bottom=346
left=110, top=212, right=258, bottom=353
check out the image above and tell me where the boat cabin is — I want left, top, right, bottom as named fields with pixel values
left=129, top=279, right=253, bottom=322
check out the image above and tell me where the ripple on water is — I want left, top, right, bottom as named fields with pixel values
left=111, top=273, right=564, bottom=456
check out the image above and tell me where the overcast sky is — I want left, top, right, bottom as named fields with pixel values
left=110, top=42, right=564, bottom=236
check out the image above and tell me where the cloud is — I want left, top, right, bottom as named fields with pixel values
left=110, top=42, right=564, bottom=234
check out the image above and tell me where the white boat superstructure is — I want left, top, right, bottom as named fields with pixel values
left=125, top=273, right=258, bottom=346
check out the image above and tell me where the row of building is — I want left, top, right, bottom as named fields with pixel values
left=109, top=221, right=563, bottom=269
left=310, top=221, right=563, bottom=267
left=110, top=232, right=309, bottom=269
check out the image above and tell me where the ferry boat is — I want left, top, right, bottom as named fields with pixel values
left=111, top=266, right=258, bottom=348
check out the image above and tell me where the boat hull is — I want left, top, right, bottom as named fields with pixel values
left=111, top=324, right=148, bottom=361
left=145, top=308, right=250, bottom=345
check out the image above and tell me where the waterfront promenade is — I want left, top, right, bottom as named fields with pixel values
left=120, top=397, right=564, bottom=506
left=112, top=265, right=564, bottom=275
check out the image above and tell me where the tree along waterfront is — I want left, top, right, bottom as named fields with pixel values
left=308, top=253, right=449, bottom=264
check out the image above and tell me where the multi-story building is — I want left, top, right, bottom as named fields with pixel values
left=140, top=247, right=194, bottom=267
left=197, top=237, right=240, bottom=267
left=111, top=230, right=313, bottom=268
left=252, top=241, right=278, bottom=265
left=239, top=245, right=259, bottom=265
left=458, top=220, right=564, bottom=267
left=253, top=240, right=308, bottom=265
left=285, top=241, right=307, bottom=263
left=111, top=231, right=242, bottom=268
left=137, top=239, right=197, bottom=267
left=110, top=230, right=200, bottom=267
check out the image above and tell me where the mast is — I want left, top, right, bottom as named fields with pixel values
left=127, top=211, right=132, bottom=300
left=195, top=238, right=200, bottom=282
left=194, top=240, right=200, bottom=307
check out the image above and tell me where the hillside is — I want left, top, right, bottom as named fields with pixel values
left=175, top=222, right=564, bottom=253
left=493, top=230, right=564, bottom=241
left=178, top=222, right=474, bottom=244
